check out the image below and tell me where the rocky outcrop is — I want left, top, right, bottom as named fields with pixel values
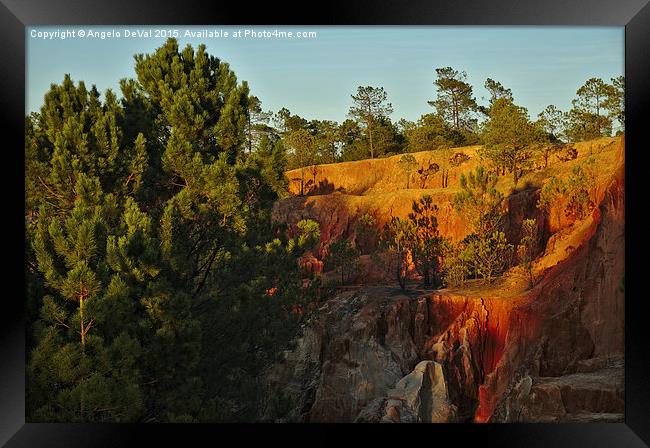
left=262, top=289, right=418, bottom=422
left=261, top=287, right=514, bottom=422
left=379, top=361, right=457, bottom=423
left=424, top=294, right=515, bottom=420
left=492, top=356, right=624, bottom=422
left=354, top=360, right=457, bottom=423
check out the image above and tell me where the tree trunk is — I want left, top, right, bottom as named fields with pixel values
left=247, top=116, right=253, bottom=153
left=80, top=295, right=85, bottom=353
left=79, top=293, right=85, bottom=419
left=368, top=122, right=374, bottom=159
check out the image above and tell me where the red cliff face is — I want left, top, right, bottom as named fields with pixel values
left=417, top=293, right=517, bottom=420
left=476, top=140, right=624, bottom=422
left=261, top=286, right=530, bottom=422
left=263, top=137, right=624, bottom=423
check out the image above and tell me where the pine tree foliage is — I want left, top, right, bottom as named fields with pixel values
left=408, top=195, right=444, bottom=287
left=453, top=166, right=504, bottom=235
left=26, top=38, right=321, bottom=423
left=380, top=217, right=415, bottom=290
left=326, top=239, right=360, bottom=285
left=480, top=98, right=540, bottom=185
left=428, top=67, right=478, bottom=131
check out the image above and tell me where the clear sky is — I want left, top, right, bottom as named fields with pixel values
left=26, top=26, right=624, bottom=123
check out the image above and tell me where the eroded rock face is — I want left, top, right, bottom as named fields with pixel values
left=263, top=290, right=421, bottom=422
left=261, top=320, right=323, bottom=422
left=424, top=294, right=514, bottom=421
left=479, top=142, right=625, bottom=422
left=262, top=287, right=508, bottom=422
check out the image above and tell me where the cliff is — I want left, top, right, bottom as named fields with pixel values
left=274, top=137, right=620, bottom=280
left=263, top=136, right=624, bottom=423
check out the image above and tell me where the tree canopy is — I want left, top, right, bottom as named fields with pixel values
left=348, top=86, right=394, bottom=159
left=481, top=98, right=540, bottom=185
left=428, top=67, right=478, bottom=131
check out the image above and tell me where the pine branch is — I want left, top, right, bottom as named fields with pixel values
left=192, top=245, right=220, bottom=298
left=52, top=315, right=70, bottom=330
left=82, top=319, right=95, bottom=337
left=37, top=176, right=66, bottom=201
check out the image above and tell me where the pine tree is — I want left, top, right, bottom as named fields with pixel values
left=604, top=75, right=625, bottom=131
left=326, top=239, right=360, bottom=285
left=564, top=165, right=593, bottom=220
left=29, top=174, right=144, bottom=422
left=469, top=231, right=513, bottom=283
left=537, top=105, right=565, bottom=142
left=244, top=94, right=273, bottom=152
left=403, top=113, right=464, bottom=153
left=428, top=67, right=478, bottom=131
left=518, top=218, right=539, bottom=288
left=478, top=78, right=513, bottom=115
left=566, top=78, right=615, bottom=140
left=441, top=241, right=469, bottom=288
left=284, top=128, right=318, bottom=195
left=484, top=78, right=513, bottom=105
left=537, top=176, right=566, bottom=228
left=356, top=213, right=380, bottom=255
left=26, top=39, right=323, bottom=423
left=481, top=98, right=539, bottom=185
left=348, top=86, right=393, bottom=159
left=453, top=166, right=504, bottom=235
left=408, top=195, right=444, bottom=287
left=380, top=217, right=415, bottom=290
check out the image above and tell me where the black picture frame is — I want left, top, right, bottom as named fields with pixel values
left=3, top=0, right=649, bottom=445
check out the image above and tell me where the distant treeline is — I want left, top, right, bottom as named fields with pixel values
left=244, top=68, right=622, bottom=190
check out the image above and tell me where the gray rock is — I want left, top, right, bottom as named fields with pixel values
left=382, top=360, right=457, bottom=423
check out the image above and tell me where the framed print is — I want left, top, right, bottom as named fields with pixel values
left=3, top=0, right=649, bottom=445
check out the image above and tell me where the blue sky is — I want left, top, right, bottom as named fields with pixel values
left=26, top=26, right=624, bottom=123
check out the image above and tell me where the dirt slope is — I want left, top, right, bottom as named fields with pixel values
left=274, top=137, right=621, bottom=273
